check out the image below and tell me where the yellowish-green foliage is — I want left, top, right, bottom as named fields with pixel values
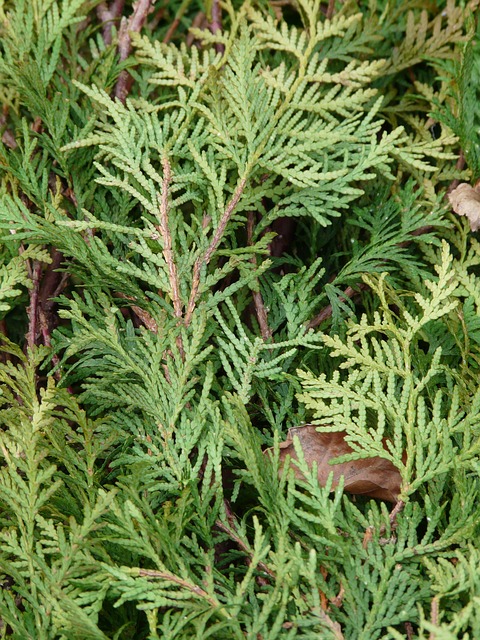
left=0, top=0, right=479, bottom=638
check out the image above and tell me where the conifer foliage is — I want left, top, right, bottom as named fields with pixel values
left=0, top=0, right=479, bottom=637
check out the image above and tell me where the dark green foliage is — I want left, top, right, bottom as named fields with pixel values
left=0, top=0, right=479, bottom=638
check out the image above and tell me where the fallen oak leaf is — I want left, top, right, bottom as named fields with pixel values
left=448, top=182, right=480, bottom=232
left=269, top=425, right=404, bottom=502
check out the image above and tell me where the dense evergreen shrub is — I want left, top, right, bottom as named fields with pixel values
left=0, top=0, right=480, bottom=637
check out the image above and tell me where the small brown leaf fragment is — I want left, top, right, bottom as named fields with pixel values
left=271, top=426, right=403, bottom=502
left=448, top=182, right=480, bottom=232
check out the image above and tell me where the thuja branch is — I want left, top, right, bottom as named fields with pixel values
left=185, top=177, right=247, bottom=326
left=215, top=517, right=275, bottom=580
left=308, top=283, right=368, bottom=329
left=133, top=568, right=230, bottom=617
left=307, top=222, right=437, bottom=329
left=114, top=292, right=158, bottom=332
left=114, top=0, right=153, bottom=102
left=215, top=517, right=343, bottom=639
left=158, top=158, right=183, bottom=321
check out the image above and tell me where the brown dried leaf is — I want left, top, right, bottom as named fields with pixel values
left=448, top=182, right=480, bottom=232
left=271, top=425, right=403, bottom=502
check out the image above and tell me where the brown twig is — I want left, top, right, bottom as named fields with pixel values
left=136, top=568, right=221, bottom=609
left=308, top=283, right=369, bottom=330
left=26, top=261, right=42, bottom=350
left=38, top=306, right=64, bottom=382
left=319, top=565, right=329, bottom=611
left=185, top=177, right=247, bottom=326
left=186, top=12, right=207, bottom=47
left=363, top=500, right=405, bottom=549
left=1, top=128, right=17, bottom=150
left=247, top=211, right=272, bottom=341
left=158, top=159, right=183, bottom=321
left=429, top=596, right=439, bottom=639
left=38, top=249, right=66, bottom=308
left=114, top=292, right=158, bottom=333
left=326, top=0, right=336, bottom=19
left=208, top=0, right=222, bottom=34
left=156, top=158, right=184, bottom=357
left=0, top=108, right=14, bottom=146
left=320, top=611, right=345, bottom=639
left=163, top=16, right=182, bottom=44
left=330, top=583, right=345, bottom=608
left=147, top=6, right=166, bottom=31
left=163, top=0, right=193, bottom=44
left=208, top=0, right=225, bottom=54
left=387, top=499, right=405, bottom=527
left=37, top=250, right=69, bottom=347
left=114, top=0, right=153, bottom=103
left=97, top=0, right=125, bottom=45
left=24, top=249, right=70, bottom=366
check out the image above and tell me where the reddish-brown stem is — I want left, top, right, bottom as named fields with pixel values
left=388, top=499, right=405, bottom=527
left=330, top=583, right=345, bottom=608
left=429, top=597, right=439, bottom=639
left=247, top=211, right=272, bottom=341
left=25, top=249, right=70, bottom=366
left=158, top=159, right=183, bottom=320
left=208, top=0, right=222, bottom=33
left=26, top=261, right=42, bottom=350
left=203, top=179, right=246, bottom=267
left=363, top=500, right=405, bottom=549
left=114, top=0, right=153, bottom=102
left=136, top=568, right=220, bottom=608
left=186, top=12, right=207, bottom=47
left=0, top=109, right=16, bottom=149
left=38, top=307, right=65, bottom=383
left=308, top=283, right=369, bottom=330
left=185, top=178, right=247, bottom=326
left=163, top=17, right=181, bottom=44
left=157, top=158, right=184, bottom=357
left=208, top=0, right=225, bottom=54
left=147, top=7, right=165, bottom=31
left=97, top=0, right=125, bottom=45
left=163, top=0, right=193, bottom=44
left=326, top=0, right=336, bottom=19
left=39, top=249, right=66, bottom=309
left=114, top=292, right=158, bottom=333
